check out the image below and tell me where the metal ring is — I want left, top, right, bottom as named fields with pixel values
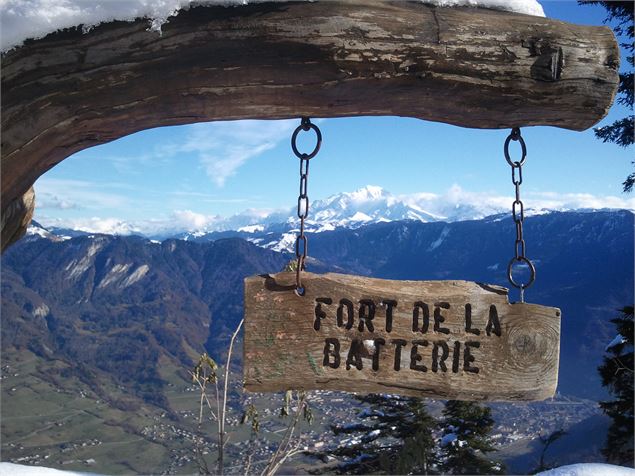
left=507, top=256, right=536, bottom=290
left=299, top=156, right=310, bottom=176
left=504, top=131, right=527, bottom=167
left=295, top=264, right=305, bottom=296
left=295, top=235, right=307, bottom=259
left=511, top=164, right=522, bottom=186
left=297, top=196, right=309, bottom=219
left=514, top=239, right=526, bottom=260
left=299, top=175, right=308, bottom=197
left=512, top=200, right=524, bottom=223
left=291, top=120, right=322, bottom=160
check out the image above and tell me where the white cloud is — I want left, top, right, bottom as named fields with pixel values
left=37, top=209, right=223, bottom=236
left=34, top=178, right=130, bottom=210
left=92, top=120, right=298, bottom=187
left=399, top=184, right=511, bottom=220
left=401, top=184, right=635, bottom=220
left=524, top=191, right=635, bottom=211
left=36, top=193, right=78, bottom=210
left=175, top=120, right=297, bottom=187
left=39, top=216, right=143, bottom=235
left=171, top=209, right=217, bottom=230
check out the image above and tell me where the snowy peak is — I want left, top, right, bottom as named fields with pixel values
left=313, top=185, right=389, bottom=212
left=31, top=185, right=635, bottom=242
left=26, top=221, right=53, bottom=239
left=26, top=221, right=70, bottom=242
left=347, top=185, right=387, bottom=202
left=311, top=185, right=440, bottom=227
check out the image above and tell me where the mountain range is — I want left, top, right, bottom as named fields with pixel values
left=2, top=207, right=633, bottom=473
left=35, top=185, right=631, bottom=241
left=9, top=208, right=635, bottom=400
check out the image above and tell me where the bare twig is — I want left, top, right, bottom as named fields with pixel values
left=266, top=443, right=304, bottom=476
left=190, top=368, right=218, bottom=475
left=191, top=317, right=312, bottom=476
left=219, top=318, right=244, bottom=475
left=261, top=392, right=308, bottom=476
left=189, top=371, right=218, bottom=422
left=215, top=377, right=221, bottom=472
left=244, top=449, right=254, bottom=476
left=611, top=356, right=634, bottom=375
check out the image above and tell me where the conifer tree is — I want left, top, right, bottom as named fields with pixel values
left=316, top=394, right=439, bottom=474
left=598, top=306, right=634, bottom=466
left=439, top=400, right=504, bottom=475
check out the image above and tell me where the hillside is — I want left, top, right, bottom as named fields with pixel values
left=1, top=210, right=633, bottom=473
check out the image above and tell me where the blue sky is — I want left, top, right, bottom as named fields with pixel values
left=34, top=1, right=634, bottom=233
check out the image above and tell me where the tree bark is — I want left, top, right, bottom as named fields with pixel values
left=1, top=187, right=35, bottom=252
left=0, top=1, right=619, bottom=249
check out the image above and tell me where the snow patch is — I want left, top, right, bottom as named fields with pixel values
left=238, top=224, right=265, bottom=233
left=26, top=224, right=51, bottom=239
left=0, top=462, right=98, bottom=475
left=313, top=223, right=336, bottom=233
left=606, top=334, right=627, bottom=351
left=1, top=0, right=545, bottom=52
left=350, top=212, right=372, bottom=222
left=537, top=463, right=635, bottom=476
left=431, top=0, right=544, bottom=16
left=270, top=232, right=296, bottom=253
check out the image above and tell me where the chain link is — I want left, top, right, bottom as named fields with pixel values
left=291, top=117, right=322, bottom=296
left=504, top=127, right=535, bottom=302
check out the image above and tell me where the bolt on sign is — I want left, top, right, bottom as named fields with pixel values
left=243, top=272, right=561, bottom=401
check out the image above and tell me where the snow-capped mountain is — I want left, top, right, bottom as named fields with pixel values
left=25, top=220, right=72, bottom=242
left=176, top=185, right=511, bottom=242
left=168, top=186, right=453, bottom=248
left=33, top=185, right=634, bottom=248
left=310, top=185, right=442, bottom=225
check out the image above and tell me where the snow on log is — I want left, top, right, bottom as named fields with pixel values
left=0, top=1, right=619, bottom=251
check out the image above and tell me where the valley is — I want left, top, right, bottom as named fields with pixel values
left=1, top=210, right=633, bottom=474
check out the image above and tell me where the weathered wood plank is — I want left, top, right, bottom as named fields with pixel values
left=0, top=1, right=619, bottom=250
left=244, top=272, right=560, bottom=401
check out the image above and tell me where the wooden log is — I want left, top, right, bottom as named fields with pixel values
left=244, top=272, right=561, bottom=401
left=1, top=187, right=34, bottom=252
left=0, top=1, right=619, bottom=248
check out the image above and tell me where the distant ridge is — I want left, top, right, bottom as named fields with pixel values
left=33, top=185, right=634, bottom=246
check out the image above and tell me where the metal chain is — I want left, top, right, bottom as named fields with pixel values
left=504, top=127, right=535, bottom=302
left=291, top=117, right=322, bottom=296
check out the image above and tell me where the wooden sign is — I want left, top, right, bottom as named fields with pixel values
left=243, top=272, right=560, bottom=401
